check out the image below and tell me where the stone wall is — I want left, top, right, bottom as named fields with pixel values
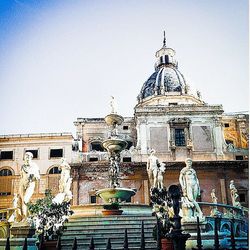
left=192, top=126, right=213, bottom=151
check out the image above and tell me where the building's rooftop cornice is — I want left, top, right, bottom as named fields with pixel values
left=134, top=104, right=224, bottom=116
left=0, top=132, right=73, bottom=139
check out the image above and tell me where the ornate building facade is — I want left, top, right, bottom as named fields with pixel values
left=71, top=41, right=248, bottom=209
left=0, top=40, right=248, bottom=218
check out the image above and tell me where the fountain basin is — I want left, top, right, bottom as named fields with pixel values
left=105, top=114, right=124, bottom=126
left=102, top=138, right=127, bottom=153
left=96, top=187, right=136, bottom=203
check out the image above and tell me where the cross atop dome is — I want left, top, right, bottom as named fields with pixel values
left=163, top=30, right=166, bottom=47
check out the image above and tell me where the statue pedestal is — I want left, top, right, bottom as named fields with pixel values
left=10, top=221, right=35, bottom=238
left=181, top=220, right=207, bottom=233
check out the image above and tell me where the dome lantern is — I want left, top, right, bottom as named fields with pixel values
left=138, top=33, right=187, bottom=101
left=155, top=31, right=178, bottom=69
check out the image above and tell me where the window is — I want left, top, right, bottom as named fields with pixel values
left=90, top=195, right=97, bottom=204
left=226, top=140, right=234, bottom=145
left=25, top=149, right=38, bottom=159
left=72, top=140, right=79, bottom=151
left=123, top=157, right=131, bottom=162
left=224, top=123, right=230, bottom=128
left=239, top=193, right=246, bottom=203
left=91, top=142, right=104, bottom=152
left=0, top=169, right=12, bottom=176
left=0, top=151, right=13, bottom=160
left=0, top=169, right=12, bottom=196
left=89, top=157, right=98, bottom=162
left=235, top=155, right=244, bottom=160
left=123, top=126, right=129, bottom=130
left=0, top=192, right=11, bottom=196
left=50, top=149, right=63, bottom=158
left=175, top=129, right=186, bottom=146
left=49, top=167, right=61, bottom=174
left=165, top=55, right=169, bottom=63
left=169, top=103, right=178, bottom=106
left=0, top=212, right=7, bottom=220
left=168, top=118, right=191, bottom=150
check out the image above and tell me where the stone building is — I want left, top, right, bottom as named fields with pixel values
left=71, top=41, right=248, bottom=210
left=0, top=133, right=73, bottom=211
left=0, top=40, right=248, bottom=216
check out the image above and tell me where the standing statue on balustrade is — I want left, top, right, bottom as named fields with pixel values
left=210, top=189, right=221, bottom=217
left=19, top=152, right=40, bottom=221
left=147, top=149, right=166, bottom=189
left=53, top=158, right=73, bottom=204
left=157, top=163, right=166, bottom=190
left=229, top=180, right=241, bottom=207
left=179, top=158, right=204, bottom=222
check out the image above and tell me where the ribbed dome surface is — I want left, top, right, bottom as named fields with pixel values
left=140, top=66, right=186, bottom=99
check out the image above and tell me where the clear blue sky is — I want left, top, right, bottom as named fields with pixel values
left=0, top=0, right=248, bottom=135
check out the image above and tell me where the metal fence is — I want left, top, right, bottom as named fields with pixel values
left=4, top=217, right=248, bottom=250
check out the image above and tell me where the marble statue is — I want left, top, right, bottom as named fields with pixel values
left=179, top=158, right=203, bottom=221
left=53, top=158, right=73, bottom=204
left=229, top=180, right=241, bottom=207
left=184, top=84, right=190, bottom=94
left=110, top=96, right=117, bottom=114
left=210, top=189, right=221, bottom=217
left=8, top=194, right=22, bottom=223
left=211, top=188, right=218, bottom=204
left=147, top=149, right=157, bottom=187
left=19, top=152, right=40, bottom=221
left=157, top=163, right=166, bottom=190
left=196, top=90, right=202, bottom=99
left=147, top=149, right=165, bottom=189
left=147, top=149, right=158, bottom=188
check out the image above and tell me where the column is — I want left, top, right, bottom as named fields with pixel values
left=140, top=120, right=148, bottom=154
left=213, top=117, right=224, bottom=157
left=220, top=178, right=227, bottom=204
left=143, top=180, right=150, bottom=205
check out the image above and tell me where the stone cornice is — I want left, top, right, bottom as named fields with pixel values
left=74, top=117, right=135, bottom=125
left=70, top=160, right=248, bottom=172
left=134, top=104, right=224, bottom=117
left=0, top=132, right=73, bottom=141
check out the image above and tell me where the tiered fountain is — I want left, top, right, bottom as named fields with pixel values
left=96, top=97, right=136, bottom=206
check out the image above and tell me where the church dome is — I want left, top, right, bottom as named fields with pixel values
left=139, top=65, right=186, bottom=99
left=138, top=34, right=190, bottom=101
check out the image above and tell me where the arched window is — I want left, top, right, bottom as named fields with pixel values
left=0, top=168, right=13, bottom=196
left=49, top=166, right=61, bottom=174
left=0, top=169, right=12, bottom=176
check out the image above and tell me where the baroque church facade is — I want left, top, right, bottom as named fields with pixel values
left=0, top=40, right=248, bottom=220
